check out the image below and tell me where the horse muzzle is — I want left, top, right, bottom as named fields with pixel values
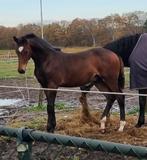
left=18, top=68, right=26, bottom=74
left=18, top=63, right=27, bottom=74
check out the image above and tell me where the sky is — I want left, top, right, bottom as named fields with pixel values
left=0, top=0, right=147, bottom=27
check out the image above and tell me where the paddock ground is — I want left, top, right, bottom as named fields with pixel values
left=0, top=109, right=147, bottom=160
left=0, top=76, right=146, bottom=160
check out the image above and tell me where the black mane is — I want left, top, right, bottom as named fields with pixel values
left=24, top=33, right=37, bottom=39
left=104, top=33, right=141, bottom=66
left=23, top=33, right=61, bottom=52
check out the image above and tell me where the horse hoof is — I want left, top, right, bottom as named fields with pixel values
left=118, top=129, right=124, bottom=132
left=135, top=123, right=143, bottom=128
left=47, top=127, right=55, bottom=133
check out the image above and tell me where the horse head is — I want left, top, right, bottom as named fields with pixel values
left=13, top=36, right=32, bottom=74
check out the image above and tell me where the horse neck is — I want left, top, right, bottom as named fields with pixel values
left=31, top=48, right=50, bottom=68
left=31, top=46, right=61, bottom=70
left=28, top=38, right=56, bottom=67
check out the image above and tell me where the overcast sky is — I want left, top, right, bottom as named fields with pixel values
left=0, top=0, right=147, bottom=26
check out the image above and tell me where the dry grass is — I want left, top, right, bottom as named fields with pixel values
left=7, top=109, right=147, bottom=147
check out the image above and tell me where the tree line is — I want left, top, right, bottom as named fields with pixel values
left=1, top=11, right=147, bottom=49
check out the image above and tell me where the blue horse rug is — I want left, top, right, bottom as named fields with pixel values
left=129, top=33, right=147, bottom=89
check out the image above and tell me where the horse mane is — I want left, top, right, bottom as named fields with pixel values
left=23, top=33, right=60, bottom=53
left=24, top=33, right=36, bottom=39
left=104, top=33, right=141, bottom=66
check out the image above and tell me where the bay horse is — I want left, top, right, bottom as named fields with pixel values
left=104, top=33, right=147, bottom=128
left=13, top=33, right=125, bottom=133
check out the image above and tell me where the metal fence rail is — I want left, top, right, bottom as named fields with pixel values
left=0, top=125, right=147, bottom=159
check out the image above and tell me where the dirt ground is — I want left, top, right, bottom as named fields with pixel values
left=1, top=110, right=147, bottom=160
left=0, top=78, right=146, bottom=160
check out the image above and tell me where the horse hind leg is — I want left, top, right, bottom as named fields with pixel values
left=79, top=83, right=93, bottom=121
left=95, top=81, right=116, bottom=133
left=109, top=81, right=126, bottom=132
left=116, top=94, right=126, bottom=132
left=79, top=92, right=91, bottom=121
left=95, top=76, right=126, bottom=132
left=100, top=95, right=116, bottom=133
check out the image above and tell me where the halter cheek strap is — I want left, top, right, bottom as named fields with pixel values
left=18, top=46, right=24, bottom=53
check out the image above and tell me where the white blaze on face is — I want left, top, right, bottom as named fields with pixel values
left=18, top=46, right=24, bottom=53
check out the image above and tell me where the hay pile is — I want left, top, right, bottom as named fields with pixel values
left=56, top=110, right=147, bottom=146
left=8, top=109, right=147, bottom=146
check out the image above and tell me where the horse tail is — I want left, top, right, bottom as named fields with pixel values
left=118, top=56, right=125, bottom=89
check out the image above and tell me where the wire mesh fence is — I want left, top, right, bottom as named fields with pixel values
left=0, top=126, right=147, bottom=160
left=0, top=140, right=136, bottom=160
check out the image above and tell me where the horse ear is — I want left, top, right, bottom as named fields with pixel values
left=13, top=36, right=28, bottom=44
left=13, top=36, right=19, bottom=43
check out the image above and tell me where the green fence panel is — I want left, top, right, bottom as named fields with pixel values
left=0, top=125, right=147, bottom=159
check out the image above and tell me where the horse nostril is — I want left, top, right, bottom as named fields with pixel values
left=18, top=69, right=25, bottom=74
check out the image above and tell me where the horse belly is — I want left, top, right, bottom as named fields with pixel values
left=60, top=72, right=95, bottom=87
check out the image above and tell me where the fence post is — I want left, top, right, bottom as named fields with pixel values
left=16, top=128, right=32, bottom=160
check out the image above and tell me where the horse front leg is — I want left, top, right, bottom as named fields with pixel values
left=136, top=89, right=146, bottom=128
left=44, top=90, right=57, bottom=133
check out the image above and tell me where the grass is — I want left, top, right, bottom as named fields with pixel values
left=127, top=106, right=139, bottom=115
left=8, top=102, right=67, bottom=130
left=0, top=59, right=34, bottom=78
left=55, top=102, right=66, bottom=110
left=0, top=49, right=34, bottom=78
left=26, top=104, right=47, bottom=112
left=8, top=115, right=46, bottom=130
left=26, top=102, right=66, bottom=112
left=0, top=49, right=15, bottom=55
